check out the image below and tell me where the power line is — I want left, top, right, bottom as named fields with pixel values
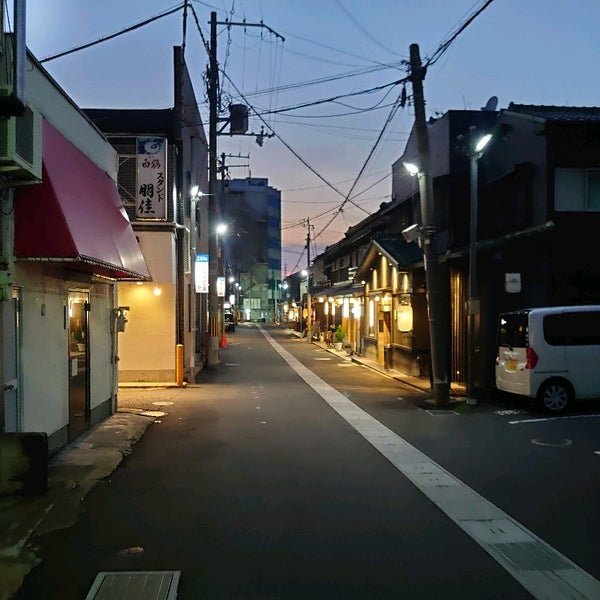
left=313, top=83, right=407, bottom=241
left=219, top=70, right=370, bottom=217
left=249, top=78, right=405, bottom=117
left=39, top=4, right=185, bottom=63
left=426, top=0, right=495, bottom=67
left=236, top=59, right=407, bottom=100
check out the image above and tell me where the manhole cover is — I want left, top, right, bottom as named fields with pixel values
left=85, top=571, right=180, bottom=600
left=139, top=411, right=166, bottom=418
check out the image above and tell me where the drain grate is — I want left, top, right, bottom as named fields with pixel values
left=85, top=571, right=181, bottom=600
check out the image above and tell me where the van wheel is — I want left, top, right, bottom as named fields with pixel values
left=537, top=379, right=573, bottom=413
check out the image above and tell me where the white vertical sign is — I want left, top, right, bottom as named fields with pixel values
left=137, top=137, right=167, bottom=219
left=195, top=254, right=209, bottom=293
left=217, top=276, right=226, bottom=297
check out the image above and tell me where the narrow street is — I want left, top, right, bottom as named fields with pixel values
left=14, top=325, right=600, bottom=599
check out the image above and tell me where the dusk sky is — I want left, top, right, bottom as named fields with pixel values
left=24, top=1, right=600, bottom=274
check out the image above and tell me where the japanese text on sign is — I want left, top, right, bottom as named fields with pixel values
left=195, top=254, right=209, bottom=293
left=137, top=137, right=167, bottom=219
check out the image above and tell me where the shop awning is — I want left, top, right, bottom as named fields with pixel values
left=15, top=120, right=151, bottom=281
left=312, top=282, right=364, bottom=299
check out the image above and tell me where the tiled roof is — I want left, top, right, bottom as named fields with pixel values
left=373, top=233, right=423, bottom=266
left=506, top=103, right=600, bottom=122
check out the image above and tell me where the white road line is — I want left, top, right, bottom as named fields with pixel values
left=261, top=325, right=600, bottom=600
left=509, top=414, right=600, bottom=425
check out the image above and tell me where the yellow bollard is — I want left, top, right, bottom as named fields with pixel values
left=176, top=344, right=184, bottom=387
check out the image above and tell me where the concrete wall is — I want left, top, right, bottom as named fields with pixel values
left=117, top=282, right=176, bottom=381
left=14, top=263, right=115, bottom=452
left=118, top=231, right=177, bottom=381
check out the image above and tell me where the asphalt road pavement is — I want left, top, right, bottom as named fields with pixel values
left=13, top=325, right=600, bottom=599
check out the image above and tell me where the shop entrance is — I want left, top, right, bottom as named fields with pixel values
left=68, top=292, right=90, bottom=441
left=3, top=288, right=22, bottom=431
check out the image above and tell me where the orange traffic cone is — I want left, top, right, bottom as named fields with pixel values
left=219, top=333, right=228, bottom=348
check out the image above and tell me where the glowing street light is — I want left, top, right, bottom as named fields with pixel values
left=403, top=162, right=420, bottom=176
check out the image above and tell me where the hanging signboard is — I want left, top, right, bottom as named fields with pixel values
left=136, top=137, right=167, bottom=219
left=217, top=276, right=226, bottom=297
left=195, top=254, right=209, bottom=293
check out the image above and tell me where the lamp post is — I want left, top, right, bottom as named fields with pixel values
left=466, top=131, right=492, bottom=406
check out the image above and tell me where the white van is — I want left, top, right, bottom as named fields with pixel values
left=495, top=306, right=600, bottom=412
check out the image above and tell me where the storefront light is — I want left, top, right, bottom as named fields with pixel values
left=397, top=304, right=413, bottom=332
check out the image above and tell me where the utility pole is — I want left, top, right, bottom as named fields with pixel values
left=205, top=12, right=282, bottom=367
left=306, top=218, right=312, bottom=343
left=408, top=43, right=450, bottom=406
left=206, top=11, right=219, bottom=367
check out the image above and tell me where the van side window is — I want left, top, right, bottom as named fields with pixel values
left=543, top=312, right=600, bottom=346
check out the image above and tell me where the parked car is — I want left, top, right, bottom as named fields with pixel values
left=495, top=306, right=600, bottom=412
left=224, top=312, right=236, bottom=332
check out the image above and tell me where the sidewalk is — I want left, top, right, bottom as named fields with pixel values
left=0, top=385, right=185, bottom=600
left=288, top=328, right=467, bottom=399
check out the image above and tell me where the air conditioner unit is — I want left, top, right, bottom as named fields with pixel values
left=0, top=85, right=42, bottom=186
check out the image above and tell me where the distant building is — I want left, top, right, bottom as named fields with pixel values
left=220, top=178, right=281, bottom=322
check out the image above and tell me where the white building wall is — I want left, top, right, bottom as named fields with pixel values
left=15, top=264, right=115, bottom=450
left=18, top=266, right=69, bottom=437
left=117, top=231, right=177, bottom=381
left=89, top=285, right=114, bottom=411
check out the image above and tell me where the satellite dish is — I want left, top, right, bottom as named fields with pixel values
left=481, top=96, right=498, bottom=111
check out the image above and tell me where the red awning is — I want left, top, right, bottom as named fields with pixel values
left=15, top=120, right=151, bottom=281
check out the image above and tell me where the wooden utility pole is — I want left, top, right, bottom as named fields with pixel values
left=306, top=218, right=312, bottom=343
left=206, top=11, right=219, bottom=367
left=205, top=12, right=282, bottom=366
left=408, top=43, right=449, bottom=405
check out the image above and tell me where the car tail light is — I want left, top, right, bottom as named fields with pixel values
left=525, top=347, right=539, bottom=369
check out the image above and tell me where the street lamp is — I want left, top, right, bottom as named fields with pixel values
left=403, top=161, right=420, bottom=176
left=466, top=130, right=492, bottom=406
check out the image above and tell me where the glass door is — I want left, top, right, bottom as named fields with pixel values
left=3, top=288, right=21, bottom=431
left=68, top=291, right=90, bottom=441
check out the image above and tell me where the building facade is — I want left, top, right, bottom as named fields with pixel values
left=313, top=104, right=600, bottom=399
left=85, top=46, right=209, bottom=384
left=220, top=177, right=281, bottom=322
left=1, top=45, right=149, bottom=452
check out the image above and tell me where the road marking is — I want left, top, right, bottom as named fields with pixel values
left=314, top=357, right=332, bottom=361
left=425, top=409, right=459, bottom=416
left=260, top=325, right=600, bottom=600
left=531, top=438, right=572, bottom=448
left=509, top=414, right=600, bottom=425
left=594, top=451, right=600, bottom=456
